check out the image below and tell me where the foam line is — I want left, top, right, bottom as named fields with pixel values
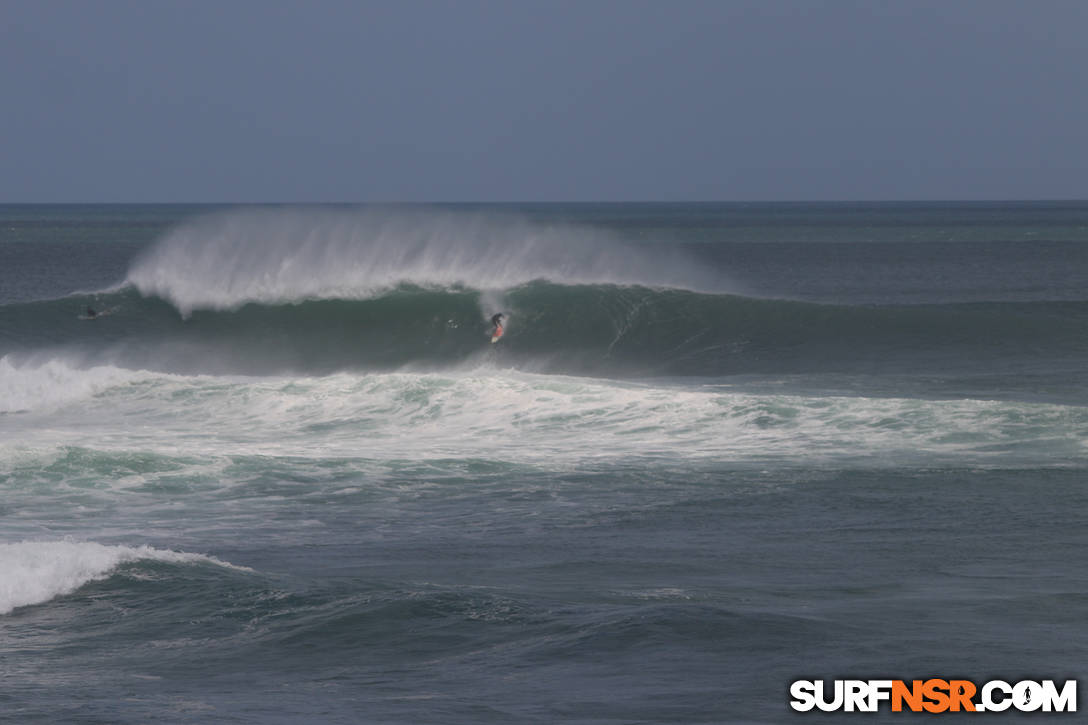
left=4, top=362, right=1086, bottom=467
left=0, top=355, right=147, bottom=414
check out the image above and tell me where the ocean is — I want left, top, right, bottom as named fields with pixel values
left=1, top=202, right=1085, bottom=723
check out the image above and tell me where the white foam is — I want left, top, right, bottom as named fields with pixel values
left=3, top=356, right=1085, bottom=468
left=125, top=207, right=721, bottom=315
left=0, top=540, right=249, bottom=615
left=0, top=355, right=147, bottom=413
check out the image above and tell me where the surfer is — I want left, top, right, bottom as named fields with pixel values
left=490, top=313, right=506, bottom=343
left=85, top=306, right=98, bottom=319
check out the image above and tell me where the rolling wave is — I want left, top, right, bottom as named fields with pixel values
left=1, top=207, right=1084, bottom=379
left=0, top=541, right=250, bottom=615
left=2, top=281, right=1086, bottom=378
left=123, top=206, right=724, bottom=314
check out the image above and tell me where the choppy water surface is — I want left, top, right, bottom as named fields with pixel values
left=2, top=203, right=1086, bottom=723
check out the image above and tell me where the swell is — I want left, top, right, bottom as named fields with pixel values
left=2, top=282, right=1087, bottom=378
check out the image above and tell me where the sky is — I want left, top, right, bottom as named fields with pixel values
left=2, top=0, right=1087, bottom=202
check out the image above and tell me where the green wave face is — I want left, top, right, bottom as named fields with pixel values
left=3, top=282, right=1087, bottom=380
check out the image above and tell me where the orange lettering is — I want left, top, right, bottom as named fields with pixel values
left=923, top=679, right=951, bottom=713
left=948, top=680, right=976, bottom=712
left=892, top=680, right=924, bottom=712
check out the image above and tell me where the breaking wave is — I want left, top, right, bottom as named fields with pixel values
left=124, top=207, right=724, bottom=315
left=0, top=541, right=249, bottom=615
left=3, top=282, right=1086, bottom=378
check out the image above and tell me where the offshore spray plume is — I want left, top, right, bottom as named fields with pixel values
left=125, top=206, right=724, bottom=316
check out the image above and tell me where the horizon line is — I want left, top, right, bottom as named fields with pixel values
left=3, top=198, right=1088, bottom=206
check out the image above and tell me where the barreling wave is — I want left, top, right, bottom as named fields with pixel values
left=3, top=281, right=1088, bottom=379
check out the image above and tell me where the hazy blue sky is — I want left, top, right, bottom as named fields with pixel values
left=3, top=0, right=1086, bottom=202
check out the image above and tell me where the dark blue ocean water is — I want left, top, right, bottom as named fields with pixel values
left=1, top=203, right=1086, bottom=723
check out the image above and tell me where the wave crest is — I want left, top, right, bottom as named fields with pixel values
left=0, top=541, right=250, bottom=615
left=126, top=207, right=721, bottom=315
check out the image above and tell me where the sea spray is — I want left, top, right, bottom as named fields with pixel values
left=5, top=203, right=1088, bottom=723
left=0, top=541, right=250, bottom=614
left=126, top=207, right=723, bottom=316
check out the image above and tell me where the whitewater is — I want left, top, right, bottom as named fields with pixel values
left=2, top=203, right=1087, bottom=723
left=124, top=207, right=726, bottom=314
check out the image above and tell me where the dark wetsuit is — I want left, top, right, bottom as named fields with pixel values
left=490, top=313, right=505, bottom=337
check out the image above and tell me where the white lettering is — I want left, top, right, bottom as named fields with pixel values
left=815, top=680, right=844, bottom=712
left=1041, top=680, right=1077, bottom=712
left=789, top=680, right=816, bottom=712
left=844, top=680, right=868, bottom=712
left=982, top=680, right=1013, bottom=712
left=867, top=680, right=893, bottom=711
left=1014, top=680, right=1043, bottom=712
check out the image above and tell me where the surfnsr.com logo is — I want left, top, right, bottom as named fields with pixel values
left=790, top=679, right=1077, bottom=713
